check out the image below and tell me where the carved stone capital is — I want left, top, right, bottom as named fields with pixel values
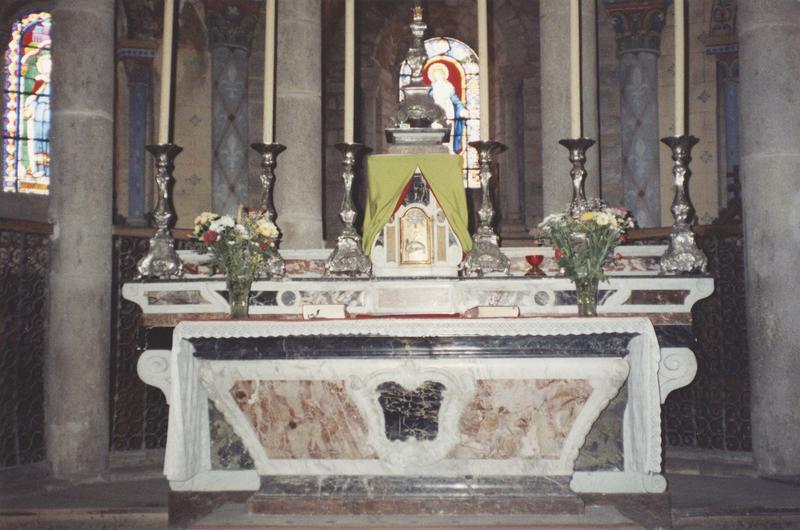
left=117, top=41, right=157, bottom=85
left=203, top=0, right=260, bottom=51
left=603, top=0, right=668, bottom=56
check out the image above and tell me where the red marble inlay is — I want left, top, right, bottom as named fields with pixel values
left=449, top=379, right=592, bottom=460
left=231, top=380, right=377, bottom=459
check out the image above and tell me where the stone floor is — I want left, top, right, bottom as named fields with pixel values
left=1, top=463, right=800, bottom=529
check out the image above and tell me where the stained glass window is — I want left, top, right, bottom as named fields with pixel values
left=400, top=37, right=481, bottom=188
left=3, top=12, right=52, bottom=194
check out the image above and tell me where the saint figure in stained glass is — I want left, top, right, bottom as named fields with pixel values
left=400, top=37, right=480, bottom=188
left=3, top=12, right=52, bottom=194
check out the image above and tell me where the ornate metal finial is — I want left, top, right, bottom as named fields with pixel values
left=412, top=2, right=423, bottom=22
left=387, top=1, right=447, bottom=131
left=659, top=135, right=708, bottom=274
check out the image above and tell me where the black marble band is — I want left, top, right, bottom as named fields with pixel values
left=189, top=333, right=638, bottom=360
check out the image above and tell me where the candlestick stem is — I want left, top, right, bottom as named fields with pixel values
left=250, top=142, right=286, bottom=279
left=136, top=144, right=184, bottom=279
left=559, top=137, right=596, bottom=218
left=325, top=143, right=372, bottom=278
left=659, top=135, right=707, bottom=274
left=461, top=140, right=509, bottom=277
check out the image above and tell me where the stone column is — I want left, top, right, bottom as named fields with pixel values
left=205, top=0, right=259, bottom=217
left=604, top=0, right=667, bottom=227
left=704, top=1, right=739, bottom=209
left=118, top=45, right=156, bottom=226
left=46, top=0, right=114, bottom=477
left=274, top=0, right=323, bottom=248
left=540, top=0, right=600, bottom=216
left=738, top=0, right=800, bottom=477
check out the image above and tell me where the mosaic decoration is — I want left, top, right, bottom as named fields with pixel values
left=3, top=12, right=52, bottom=194
left=400, top=37, right=481, bottom=188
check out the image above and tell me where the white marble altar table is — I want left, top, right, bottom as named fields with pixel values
left=138, top=316, right=683, bottom=495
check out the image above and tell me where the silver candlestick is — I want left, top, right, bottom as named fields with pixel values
left=558, top=137, right=596, bottom=218
left=251, top=142, right=286, bottom=279
left=660, top=135, right=708, bottom=274
left=325, top=143, right=372, bottom=278
left=136, top=143, right=184, bottom=279
left=461, top=140, right=510, bottom=277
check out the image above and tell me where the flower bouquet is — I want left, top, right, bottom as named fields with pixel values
left=192, top=209, right=280, bottom=318
left=538, top=201, right=634, bottom=316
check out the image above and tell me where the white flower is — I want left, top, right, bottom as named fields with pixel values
left=595, top=212, right=611, bottom=226
left=209, top=215, right=235, bottom=233
left=539, top=213, right=566, bottom=228
left=234, top=224, right=250, bottom=239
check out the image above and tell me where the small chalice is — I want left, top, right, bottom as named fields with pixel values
left=525, top=255, right=545, bottom=277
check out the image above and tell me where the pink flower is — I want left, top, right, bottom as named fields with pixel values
left=554, top=248, right=564, bottom=260
left=203, top=230, right=218, bottom=244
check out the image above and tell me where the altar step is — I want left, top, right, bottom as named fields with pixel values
left=245, top=476, right=584, bottom=517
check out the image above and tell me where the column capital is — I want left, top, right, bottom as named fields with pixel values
left=703, top=0, right=738, bottom=76
left=603, top=0, right=668, bottom=56
left=117, top=40, right=157, bottom=84
left=203, top=0, right=260, bottom=52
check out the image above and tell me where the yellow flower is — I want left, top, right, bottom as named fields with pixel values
left=580, top=212, right=594, bottom=222
left=595, top=212, right=611, bottom=226
left=255, top=219, right=278, bottom=239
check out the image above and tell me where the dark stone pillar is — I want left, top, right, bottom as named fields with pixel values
left=738, top=0, right=800, bottom=477
left=604, top=0, right=667, bottom=227
left=118, top=45, right=156, bottom=226
left=46, top=0, right=115, bottom=477
left=205, top=0, right=259, bottom=216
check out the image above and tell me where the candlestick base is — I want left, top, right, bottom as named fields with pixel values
left=659, top=135, right=708, bottom=275
left=461, top=140, right=510, bottom=277
left=136, top=143, right=184, bottom=280
left=325, top=143, right=372, bottom=278
left=558, top=137, right=596, bottom=218
left=250, top=142, right=287, bottom=279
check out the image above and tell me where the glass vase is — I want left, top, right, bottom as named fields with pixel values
left=226, top=274, right=252, bottom=319
left=574, top=276, right=599, bottom=317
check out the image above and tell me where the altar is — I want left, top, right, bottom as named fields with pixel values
left=124, top=0, right=716, bottom=523
left=128, top=244, right=712, bottom=507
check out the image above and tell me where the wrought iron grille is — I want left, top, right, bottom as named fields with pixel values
left=663, top=230, right=751, bottom=451
left=0, top=226, right=48, bottom=468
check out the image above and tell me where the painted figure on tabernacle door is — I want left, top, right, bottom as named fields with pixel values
left=425, top=61, right=469, bottom=154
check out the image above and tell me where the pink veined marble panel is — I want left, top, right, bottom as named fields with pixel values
left=231, top=380, right=377, bottom=460
left=448, top=379, right=592, bottom=460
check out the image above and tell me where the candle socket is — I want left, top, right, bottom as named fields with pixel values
left=250, top=142, right=287, bottom=279
left=136, top=143, right=184, bottom=279
left=325, top=143, right=372, bottom=278
left=659, top=135, right=708, bottom=274
left=558, top=137, right=596, bottom=218
left=461, top=140, right=510, bottom=277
